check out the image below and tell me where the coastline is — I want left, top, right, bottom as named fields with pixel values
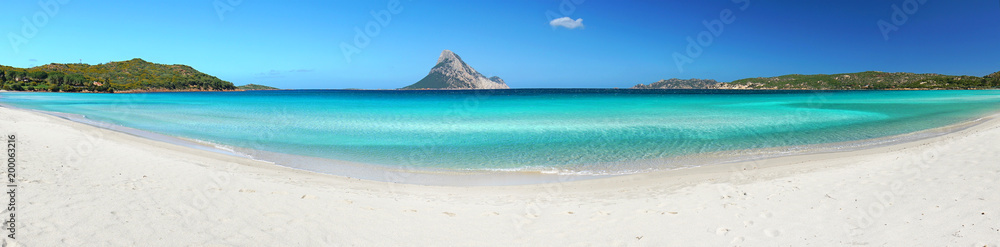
left=3, top=88, right=999, bottom=93
left=0, top=92, right=1000, bottom=186
left=0, top=103, right=609, bottom=185
left=3, top=104, right=1000, bottom=245
left=0, top=96, right=1000, bottom=186
left=3, top=99, right=996, bottom=186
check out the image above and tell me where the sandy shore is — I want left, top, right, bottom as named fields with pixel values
left=2, top=105, right=999, bottom=246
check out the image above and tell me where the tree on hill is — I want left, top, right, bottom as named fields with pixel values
left=28, top=71, right=48, bottom=80
left=6, top=71, right=25, bottom=82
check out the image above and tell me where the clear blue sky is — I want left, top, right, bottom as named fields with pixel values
left=2, top=0, right=999, bottom=89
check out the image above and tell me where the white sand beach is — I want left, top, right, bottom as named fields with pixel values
left=2, top=105, right=999, bottom=246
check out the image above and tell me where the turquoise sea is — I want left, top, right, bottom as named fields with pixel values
left=3, top=89, right=1000, bottom=176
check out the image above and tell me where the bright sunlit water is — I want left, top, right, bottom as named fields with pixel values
left=3, top=89, right=1000, bottom=174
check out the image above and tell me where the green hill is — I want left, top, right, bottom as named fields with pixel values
left=986, top=71, right=1000, bottom=86
left=237, top=84, right=278, bottom=90
left=0, top=58, right=236, bottom=92
left=724, top=71, right=1000, bottom=90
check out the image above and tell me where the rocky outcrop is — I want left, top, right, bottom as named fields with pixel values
left=402, top=50, right=509, bottom=89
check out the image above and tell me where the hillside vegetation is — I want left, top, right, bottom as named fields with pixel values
left=0, top=58, right=236, bottom=92
left=986, top=71, right=1000, bottom=85
left=632, top=71, right=1000, bottom=90
left=724, top=71, right=1000, bottom=90
left=632, top=78, right=720, bottom=89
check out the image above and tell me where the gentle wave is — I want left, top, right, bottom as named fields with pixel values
left=2, top=90, right=1000, bottom=178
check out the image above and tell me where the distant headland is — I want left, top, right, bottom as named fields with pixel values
left=633, top=70, right=1000, bottom=90
left=0, top=58, right=240, bottom=93
left=236, top=84, right=279, bottom=90
left=3, top=56, right=998, bottom=92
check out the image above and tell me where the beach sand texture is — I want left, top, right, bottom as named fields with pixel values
left=2, top=106, right=999, bottom=246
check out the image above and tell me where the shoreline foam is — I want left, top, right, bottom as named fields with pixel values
left=4, top=103, right=1000, bottom=245
left=1, top=101, right=996, bottom=186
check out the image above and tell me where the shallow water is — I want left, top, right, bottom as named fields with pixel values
left=3, top=89, right=999, bottom=174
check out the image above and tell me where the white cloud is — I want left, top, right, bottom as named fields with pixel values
left=549, top=17, right=584, bottom=29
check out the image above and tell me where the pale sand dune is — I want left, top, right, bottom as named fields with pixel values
left=2, top=106, right=999, bottom=246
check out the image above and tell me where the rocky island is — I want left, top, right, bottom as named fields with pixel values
left=402, top=50, right=509, bottom=89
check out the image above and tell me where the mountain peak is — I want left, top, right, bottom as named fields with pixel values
left=438, top=50, right=459, bottom=63
left=402, top=50, right=509, bottom=89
